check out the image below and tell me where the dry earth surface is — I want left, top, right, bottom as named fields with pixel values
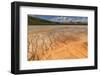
left=28, top=25, right=88, bottom=61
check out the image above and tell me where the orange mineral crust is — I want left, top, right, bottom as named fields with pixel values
left=28, top=25, right=88, bottom=61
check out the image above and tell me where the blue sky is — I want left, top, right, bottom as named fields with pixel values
left=31, top=15, right=56, bottom=20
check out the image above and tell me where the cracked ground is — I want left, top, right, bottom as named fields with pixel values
left=28, top=25, right=88, bottom=61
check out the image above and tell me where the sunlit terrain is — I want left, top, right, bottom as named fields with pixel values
left=28, top=25, right=88, bottom=61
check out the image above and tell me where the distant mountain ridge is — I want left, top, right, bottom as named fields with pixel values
left=28, top=15, right=88, bottom=25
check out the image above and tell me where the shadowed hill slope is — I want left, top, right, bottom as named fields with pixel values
left=28, top=16, right=59, bottom=25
